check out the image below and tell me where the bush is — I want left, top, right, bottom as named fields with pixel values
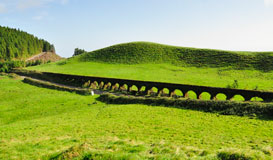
left=0, top=60, right=25, bottom=73
left=73, top=48, right=87, bottom=57
left=97, top=93, right=273, bottom=118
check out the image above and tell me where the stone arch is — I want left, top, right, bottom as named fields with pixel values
left=231, top=94, right=245, bottom=102
left=129, top=85, right=139, bottom=92
left=112, top=83, right=120, bottom=91
left=185, top=90, right=197, bottom=99
left=215, top=93, right=227, bottom=101
left=250, top=97, right=264, bottom=102
left=139, top=86, right=146, bottom=92
left=119, top=84, right=128, bottom=92
left=171, top=89, right=184, bottom=98
left=82, top=80, right=91, bottom=88
left=138, top=86, right=147, bottom=95
left=159, top=88, right=170, bottom=97
left=199, top=92, right=211, bottom=100
left=103, top=82, right=112, bottom=90
left=128, top=85, right=139, bottom=95
left=98, top=81, right=105, bottom=89
left=90, top=81, right=99, bottom=89
left=148, top=87, right=158, bottom=96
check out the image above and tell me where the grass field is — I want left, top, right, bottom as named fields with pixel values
left=28, top=61, right=273, bottom=92
left=27, top=42, right=273, bottom=93
left=1, top=75, right=273, bottom=159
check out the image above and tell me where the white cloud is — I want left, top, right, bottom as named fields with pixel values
left=264, top=0, right=273, bottom=7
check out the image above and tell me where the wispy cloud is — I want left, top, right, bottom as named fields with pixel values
left=16, top=0, right=44, bottom=10
left=60, top=0, right=68, bottom=5
left=264, top=0, right=273, bottom=7
left=0, top=0, right=69, bottom=13
left=32, top=11, right=48, bottom=21
left=0, top=3, right=7, bottom=13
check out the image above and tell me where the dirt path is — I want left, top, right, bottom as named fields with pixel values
left=20, top=75, right=121, bottom=95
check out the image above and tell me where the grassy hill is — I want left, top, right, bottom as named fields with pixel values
left=1, top=74, right=272, bottom=159
left=76, top=42, right=273, bottom=71
left=29, top=42, right=273, bottom=92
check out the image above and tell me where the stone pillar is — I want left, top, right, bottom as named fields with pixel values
left=169, top=90, right=175, bottom=97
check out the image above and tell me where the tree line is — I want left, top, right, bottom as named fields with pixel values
left=0, top=26, right=55, bottom=61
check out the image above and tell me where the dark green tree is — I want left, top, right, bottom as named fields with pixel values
left=0, top=25, right=55, bottom=60
left=73, top=48, right=87, bottom=57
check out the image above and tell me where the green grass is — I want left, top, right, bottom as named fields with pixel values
left=1, top=75, right=273, bottom=159
left=28, top=61, right=273, bottom=92
left=75, top=42, right=273, bottom=71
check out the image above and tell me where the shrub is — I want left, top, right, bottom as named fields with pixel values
left=97, top=93, right=273, bottom=117
left=73, top=48, right=87, bottom=57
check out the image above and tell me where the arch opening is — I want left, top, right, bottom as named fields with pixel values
left=98, top=81, right=105, bottom=89
left=119, top=84, right=128, bottom=92
left=82, top=80, right=91, bottom=88
left=215, top=93, right=227, bottom=101
left=250, top=97, right=264, bottom=102
left=90, top=81, right=99, bottom=89
left=130, top=85, right=139, bottom=92
left=185, top=90, right=197, bottom=99
left=104, top=82, right=112, bottom=90
left=231, top=95, right=245, bottom=102
left=199, top=92, right=211, bottom=100
left=139, top=86, right=146, bottom=92
left=138, top=86, right=146, bottom=95
left=159, top=88, right=170, bottom=97
left=112, top=83, right=120, bottom=91
left=148, top=87, right=158, bottom=96
left=171, top=89, right=183, bottom=98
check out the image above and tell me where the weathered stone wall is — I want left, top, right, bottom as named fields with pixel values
left=12, top=69, right=273, bottom=102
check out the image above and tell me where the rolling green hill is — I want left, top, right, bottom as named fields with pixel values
left=76, top=42, right=273, bottom=71
left=29, top=42, right=273, bottom=92
left=0, top=26, right=55, bottom=60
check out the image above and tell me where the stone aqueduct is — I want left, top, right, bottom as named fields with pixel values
left=14, top=69, right=273, bottom=102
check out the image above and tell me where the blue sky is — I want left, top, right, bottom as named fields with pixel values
left=0, top=0, right=273, bottom=57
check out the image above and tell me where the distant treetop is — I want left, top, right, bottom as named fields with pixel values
left=73, top=48, right=87, bottom=57
left=0, top=26, right=55, bottom=61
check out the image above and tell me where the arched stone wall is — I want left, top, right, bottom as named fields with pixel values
left=13, top=69, right=273, bottom=102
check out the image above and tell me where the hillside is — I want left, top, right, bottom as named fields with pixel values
left=0, top=26, right=55, bottom=60
left=27, top=52, right=63, bottom=62
left=76, top=42, right=273, bottom=71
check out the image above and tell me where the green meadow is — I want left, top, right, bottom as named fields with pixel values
left=2, top=42, right=273, bottom=159
left=28, top=42, right=273, bottom=92
left=28, top=61, right=273, bottom=93
left=0, top=75, right=273, bottom=160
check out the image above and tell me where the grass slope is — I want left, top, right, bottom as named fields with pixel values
left=28, top=42, right=273, bottom=92
left=0, top=75, right=273, bottom=159
left=28, top=62, right=273, bottom=92
left=76, top=42, right=273, bottom=71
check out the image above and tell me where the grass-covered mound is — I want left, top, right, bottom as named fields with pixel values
left=76, top=42, right=273, bottom=71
